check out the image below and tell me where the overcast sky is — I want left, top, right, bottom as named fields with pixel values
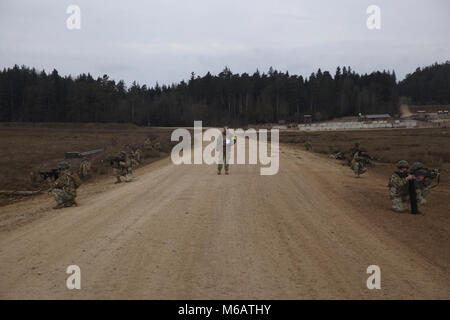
left=1, top=0, right=449, bottom=86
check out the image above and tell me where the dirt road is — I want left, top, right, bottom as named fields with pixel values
left=0, top=141, right=449, bottom=299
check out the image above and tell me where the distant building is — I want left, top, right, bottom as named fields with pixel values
left=363, top=114, right=392, bottom=122
left=414, top=110, right=429, bottom=121
left=437, top=110, right=449, bottom=118
left=303, top=114, right=312, bottom=124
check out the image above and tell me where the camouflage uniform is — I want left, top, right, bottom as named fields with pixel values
left=388, top=160, right=410, bottom=212
left=130, top=151, right=139, bottom=169
left=153, top=142, right=161, bottom=151
left=134, top=148, right=142, bottom=163
left=351, top=150, right=368, bottom=177
left=79, top=157, right=91, bottom=179
left=217, top=128, right=236, bottom=175
left=417, top=185, right=431, bottom=205
left=113, top=151, right=133, bottom=183
left=52, top=162, right=78, bottom=208
left=410, top=162, right=431, bottom=205
left=144, top=138, right=153, bottom=150
left=347, top=143, right=360, bottom=166
left=305, top=138, right=312, bottom=151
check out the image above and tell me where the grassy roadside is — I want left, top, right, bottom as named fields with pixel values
left=0, top=123, right=176, bottom=206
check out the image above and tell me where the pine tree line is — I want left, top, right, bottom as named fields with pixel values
left=0, top=62, right=447, bottom=126
left=398, top=61, right=450, bottom=105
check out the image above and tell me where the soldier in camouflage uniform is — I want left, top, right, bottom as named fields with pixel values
left=153, top=141, right=162, bottom=151
left=347, top=142, right=360, bottom=166
left=410, top=162, right=431, bottom=205
left=351, top=147, right=369, bottom=177
left=130, top=150, right=139, bottom=169
left=133, top=147, right=142, bottom=163
left=113, top=151, right=133, bottom=183
left=51, top=161, right=79, bottom=209
left=388, top=160, right=414, bottom=212
left=79, top=157, right=91, bottom=179
left=217, top=127, right=236, bottom=175
left=144, top=137, right=153, bottom=150
left=304, top=137, right=312, bottom=151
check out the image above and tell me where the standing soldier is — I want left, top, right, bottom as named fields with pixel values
left=113, top=151, right=133, bottom=183
left=79, top=157, right=91, bottom=180
left=351, top=147, right=369, bottom=177
left=388, top=160, right=415, bottom=212
left=51, top=161, right=81, bottom=209
left=305, top=137, right=312, bottom=151
left=217, top=127, right=236, bottom=175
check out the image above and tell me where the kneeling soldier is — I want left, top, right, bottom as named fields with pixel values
left=79, top=157, right=91, bottom=179
left=410, top=162, right=432, bottom=205
left=305, top=137, right=312, bottom=151
left=351, top=147, right=369, bottom=177
left=113, top=151, right=133, bottom=183
left=51, top=161, right=81, bottom=209
left=388, top=160, right=414, bottom=212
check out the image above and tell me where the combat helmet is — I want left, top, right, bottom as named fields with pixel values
left=410, top=162, right=424, bottom=171
left=396, top=160, right=409, bottom=169
left=58, top=161, right=70, bottom=169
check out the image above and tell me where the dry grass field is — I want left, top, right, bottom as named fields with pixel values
left=1, top=124, right=449, bottom=207
left=280, top=127, right=450, bottom=168
left=0, top=123, right=175, bottom=205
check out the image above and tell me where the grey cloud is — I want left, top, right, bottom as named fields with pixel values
left=1, top=0, right=449, bottom=86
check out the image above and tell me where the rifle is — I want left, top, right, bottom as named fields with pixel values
left=360, top=153, right=375, bottom=167
left=411, top=168, right=440, bottom=188
left=39, top=169, right=59, bottom=181
left=409, top=179, right=418, bottom=214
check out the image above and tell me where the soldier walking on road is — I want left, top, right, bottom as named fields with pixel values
left=217, top=127, right=236, bottom=175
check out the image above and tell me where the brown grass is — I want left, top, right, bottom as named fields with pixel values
left=0, top=123, right=176, bottom=205
left=279, top=127, right=450, bottom=188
